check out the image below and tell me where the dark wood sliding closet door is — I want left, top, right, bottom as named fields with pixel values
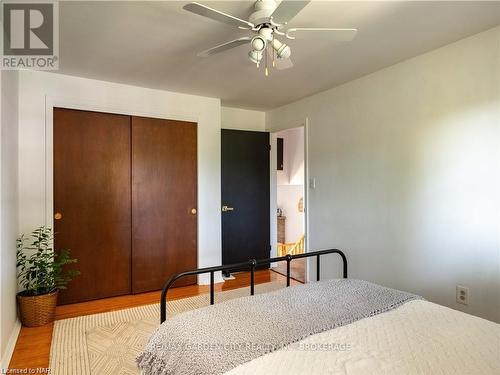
left=131, top=117, right=198, bottom=293
left=53, top=108, right=132, bottom=305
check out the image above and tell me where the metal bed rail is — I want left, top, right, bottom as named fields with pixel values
left=160, top=248, right=347, bottom=323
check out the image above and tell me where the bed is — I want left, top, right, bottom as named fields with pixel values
left=137, top=250, right=500, bottom=375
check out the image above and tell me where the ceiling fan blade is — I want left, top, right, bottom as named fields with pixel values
left=184, top=2, right=254, bottom=29
left=270, top=1, right=310, bottom=25
left=197, top=37, right=252, bottom=57
left=286, top=28, right=358, bottom=41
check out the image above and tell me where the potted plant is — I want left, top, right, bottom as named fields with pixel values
left=16, top=226, right=79, bottom=327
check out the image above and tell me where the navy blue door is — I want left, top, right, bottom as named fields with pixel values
left=221, top=129, right=270, bottom=271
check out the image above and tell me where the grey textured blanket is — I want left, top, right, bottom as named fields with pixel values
left=137, top=279, right=422, bottom=375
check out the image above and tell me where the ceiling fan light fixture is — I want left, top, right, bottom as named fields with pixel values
left=248, top=50, right=263, bottom=64
left=271, top=38, right=291, bottom=59
left=251, top=36, right=267, bottom=51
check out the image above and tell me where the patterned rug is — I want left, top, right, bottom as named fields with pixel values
left=49, top=282, right=283, bottom=375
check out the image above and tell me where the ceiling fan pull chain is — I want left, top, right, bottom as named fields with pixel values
left=265, top=44, right=269, bottom=76
left=272, top=34, right=276, bottom=68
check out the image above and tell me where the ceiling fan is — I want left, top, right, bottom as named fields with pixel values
left=183, top=0, right=357, bottom=75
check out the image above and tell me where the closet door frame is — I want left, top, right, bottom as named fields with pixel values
left=44, top=98, right=201, bottom=284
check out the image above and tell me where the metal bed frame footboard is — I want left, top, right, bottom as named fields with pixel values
left=160, top=249, right=347, bottom=323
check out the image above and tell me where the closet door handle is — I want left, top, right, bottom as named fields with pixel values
left=191, top=208, right=197, bottom=215
left=54, top=212, right=63, bottom=220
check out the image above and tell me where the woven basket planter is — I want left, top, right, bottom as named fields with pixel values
left=17, top=289, right=58, bottom=327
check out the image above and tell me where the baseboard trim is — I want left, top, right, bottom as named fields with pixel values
left=198, top=271, right=225, bottom=285
left=0, top=318, right=21, bottom=370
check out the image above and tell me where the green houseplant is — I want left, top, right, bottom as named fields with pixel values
left=16, top=226, right=79, bottom=327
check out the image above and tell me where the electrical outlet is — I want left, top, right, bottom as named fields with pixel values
left=456, top=285, right=469, bottom=305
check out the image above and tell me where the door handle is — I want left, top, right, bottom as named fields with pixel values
left=222, top=205, right=234, bottom=212
left=54, top=212, right=62, bottom=220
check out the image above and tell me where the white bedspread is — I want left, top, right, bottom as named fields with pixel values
left=226, top=300, right=499, bottom=375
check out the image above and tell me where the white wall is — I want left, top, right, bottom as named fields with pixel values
left=276, top=126, right=304, bottom=185
left=266, top=27, right=500, bottom=322
left=17, top=70, right=222, bottom=285
left=0, top=70, right=21, bottom=369
left=221, top=106, right=265, bottom=131
left=276, top=126, right=305, bottom=243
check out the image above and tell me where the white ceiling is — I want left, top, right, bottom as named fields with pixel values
left=57, top=1, right=500, bottom=110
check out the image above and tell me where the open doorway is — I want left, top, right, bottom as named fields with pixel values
left=272, top=126, right=305, bottom=282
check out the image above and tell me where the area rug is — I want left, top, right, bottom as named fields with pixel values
left=49, top=282, right=283, bottom=375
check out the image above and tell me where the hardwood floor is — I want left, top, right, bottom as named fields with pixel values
left=274, top=258, right=306, bottom=283
left=8, top=269, right=298, bottom=371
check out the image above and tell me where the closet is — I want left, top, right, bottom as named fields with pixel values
left=53, top=108, right=198, bottom=305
